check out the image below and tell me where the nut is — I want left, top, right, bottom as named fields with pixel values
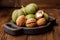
left=25, top=3, right=38, bottom=14
left=37, top=18, right=46, bottom=26
left=26, top=18, right=36, bottom=28
left=12, top=9, right=25, bottom=23
left=16, top=15, right=26, bottom=26
left=35, top=10, right=44, bottom=19
left=43, top=13, right=49, bottom=21
left=26, top=14, right=35, bottom=20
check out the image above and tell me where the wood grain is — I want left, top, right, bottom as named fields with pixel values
left=4, top=34, right=27, bottom=40
left=45, top=9, right=60, bottom=40
left=0, top=8, right=60, bottom=40
left=52, top=9, right=60, bottom=40
left=0, top=0, right=21, bottom=7
left=0, top=8, right=28, bottom=40
left=27, top=34, right=47, bottom=40
left=0, top=0, right=60, bottom=8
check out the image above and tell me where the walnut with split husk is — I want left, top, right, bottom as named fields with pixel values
left=35, top=10, right=44, bottom=19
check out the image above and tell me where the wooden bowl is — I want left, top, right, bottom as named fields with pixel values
left=4, top=16, right=56, bottom=35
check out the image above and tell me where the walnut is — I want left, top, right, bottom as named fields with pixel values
left=26, top=18, right=36, bottom=28
left=16, top=15, right=26, bottom=26
left=37, top=18, right=46, bottom=26
left=35, top=10, right=44, bottom=19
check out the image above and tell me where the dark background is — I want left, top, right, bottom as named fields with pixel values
left=0, top=0, right=60, bottom=8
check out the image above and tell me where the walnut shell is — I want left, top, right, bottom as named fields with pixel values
left=26, top=18, right=36, bottom=28
left=37, top=18, right=46, bottom=26
left=35, top=10, right=44, bottom=19
left=16, top=15, right=26, bottom=26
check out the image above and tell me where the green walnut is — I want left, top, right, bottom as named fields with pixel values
left=25, top=3, right=38, bottom=14
left=29, top=3, right=38, bottom=10
left=43, top=13, right=49, bottom=21
left=21, top=6, right=27, bottom=15
left=26, top=14, right=35, bottom=19
left=12, top=9, right=25, bottom=23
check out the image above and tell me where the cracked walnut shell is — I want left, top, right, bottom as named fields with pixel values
left=16, top=15, right=26, bottom=26
left=26, top=18, right=36, bottom=28
left=37, top=18, right=46, bottom=26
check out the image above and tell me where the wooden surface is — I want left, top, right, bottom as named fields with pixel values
left=0, top=8, right=60, bottom=40
left=0, top=0, right=60, bottom=8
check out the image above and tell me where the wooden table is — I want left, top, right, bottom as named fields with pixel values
left=0, top=8, right=60, bottom=40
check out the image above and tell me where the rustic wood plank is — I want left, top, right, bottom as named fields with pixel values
left=21, top=0, right=60, bottom=8
left=21, top=0, right=60, bottom=5
left=0, top=0, right=21, bottom=7
left=45, top=9, right=55, bottom=40
left=4, top=34, right=27, bottom=40
left=0, top=15, right=11, bottom=40
left=27, top=34, right=47, bottom=40
left=45, top=9, right=60, bottom=40
left=52, top=9, right=60, bottom=40
left=0, top=8, right=27, bottom=40
left=0, top=8, right=14, bottom=40
left=46, top=32, right=54, bottom=40
left=0, top=0, right=60, bottom=8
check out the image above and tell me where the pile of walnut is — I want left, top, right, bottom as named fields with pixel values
left=16, top=10, right=49, bottom=28
left=12, top=3, right=49, bottom=28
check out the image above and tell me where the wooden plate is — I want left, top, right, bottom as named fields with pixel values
left=3, top=16, right=56, bottom=35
